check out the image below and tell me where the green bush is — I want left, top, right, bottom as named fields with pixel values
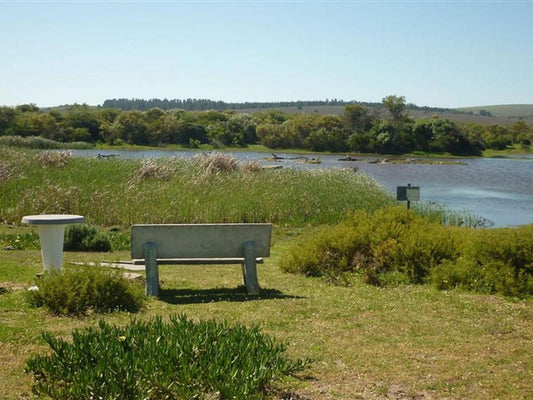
left=26, top=315, right=309, bottom=400
left=281, top=207, right=457, bottom=285
left=0, top=231, right=40, bottom=250
left=281, top=207, right=533, bottom=297
left=430, top=225, right=533, bottom=297
left=63, top=224, right=111, bottom=252
left=24, top=265, right=145, bottom=315
left=106, top=227, right=130, bottom=251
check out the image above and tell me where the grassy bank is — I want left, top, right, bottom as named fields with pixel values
left=0, top=149, right=395, bottom=227
left=0, top=231, right=532, bottom=399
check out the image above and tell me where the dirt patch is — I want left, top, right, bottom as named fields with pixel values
left=0, top=282, right=27, bottom=293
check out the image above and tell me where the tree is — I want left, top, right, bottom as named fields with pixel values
left=508, top=120, right=529, bottom=144
left=116, top=111, right=150, bottom=145
left=484, top=125, right=511, bottom=150
left=0, top=106, right=17, bottom=135
left=64, top=104, right=100, bottom=142
left=382, top=95, right=407, bottom=121
left=343, top=104, right=374, bottom=133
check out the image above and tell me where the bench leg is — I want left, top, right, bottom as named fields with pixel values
left=144, top=242, right=159, bottom=297
left=243, top=241, right=260, bottom=295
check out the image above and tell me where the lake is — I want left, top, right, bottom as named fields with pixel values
left=71, top=149, right=533, bottom=227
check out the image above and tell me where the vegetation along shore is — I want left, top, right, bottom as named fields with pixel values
left=1, top=96, right=531, bottom=157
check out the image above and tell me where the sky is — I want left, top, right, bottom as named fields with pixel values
left=1, top=1, right=532, bottom=109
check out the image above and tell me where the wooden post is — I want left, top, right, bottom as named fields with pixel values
left=144, top=242, right=159, bottom=297
left=243, top=241, right=260, bottom=294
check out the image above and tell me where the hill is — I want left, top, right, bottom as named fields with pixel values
left=233, top=104, right=533, bottom=126
left=43, top=100, right=533, bottom=127
left=456, top=104, right=533, bottom=118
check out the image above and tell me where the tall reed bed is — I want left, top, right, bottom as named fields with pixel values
left=0, top=150, right=395, bottom=227
left=0, top=135, right=93, bottom=149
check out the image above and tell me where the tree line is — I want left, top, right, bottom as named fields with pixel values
left=0, top=96, right=530, bottom=155
left=102, top=97, right=458, bottom=114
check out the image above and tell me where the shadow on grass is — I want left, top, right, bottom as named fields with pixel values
left=158, top=286, right=304, bottom=305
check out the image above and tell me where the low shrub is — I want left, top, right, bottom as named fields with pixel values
left=24, top=265, right=145, bottom=315
left=106, top=227, right=130, bottom=251
left=431, top=225, right=533, bottom=297
left=280, top=207, right=533, bottom=297
left=26, top=315, right=309, bottom=399
left=63, top=224, right=111, bottom=252
left=281, top=207, right=457, bottom=285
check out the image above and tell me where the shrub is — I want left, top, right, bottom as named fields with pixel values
left=26, top=315, right=309, bottom=399
left=63, top=224, right=111, bottom=252
left=24, top=265, right=145, bottom=315
left=281, top=207, right=533, bottom=297
left=106, top=227, right=130, bottom=251
left=430, top=225, right=533, bottom=297
left=280, top=207, right=457, bottom=286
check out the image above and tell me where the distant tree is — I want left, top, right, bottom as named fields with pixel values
left=256, top=123, right=291, bottom=148
left=16, top=104, right=39, bottom=113
left=144, top=107, right=165, bottom=123
left=343, top=103, right=374, bottom=133
left=382, top=95, right=407, bottom=121
left=64, top=104, right=100, bottom=142
left=303, top=127, right=348, bottom=152
left=484, top=125, right=511, bottom=150
left=347, top=132, right=372, bottom=153
left=0, top=106, right=17, bottom=135
left=508, top=120, right=529, bottom=144
left=116, top=110, right=150, bottom=145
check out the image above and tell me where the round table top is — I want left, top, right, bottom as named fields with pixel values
left=21, top=214, right=85, bottom=225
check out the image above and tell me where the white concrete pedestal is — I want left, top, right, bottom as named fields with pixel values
left=21, top=214, right=84, bottom=271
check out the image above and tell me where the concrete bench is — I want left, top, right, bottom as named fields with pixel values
left=131, top=223, right=272, bottom=296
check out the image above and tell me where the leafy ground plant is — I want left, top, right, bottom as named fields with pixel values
left=24, top=264, right=145, bottom=315
left=26, top=315, right=309, bottom=400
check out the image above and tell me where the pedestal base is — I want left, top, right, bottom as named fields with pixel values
left=38, top=225, right=66, bottom=270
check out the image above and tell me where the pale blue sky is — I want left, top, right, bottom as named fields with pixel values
left=1, top=1, right=532, bottom=108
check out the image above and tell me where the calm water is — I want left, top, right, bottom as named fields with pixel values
left=71, top=149, right=533, bottom=227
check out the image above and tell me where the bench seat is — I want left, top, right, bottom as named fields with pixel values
left=131, top=258, right=264, bottom=265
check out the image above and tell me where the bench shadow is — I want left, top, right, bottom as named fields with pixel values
left=158, top=286, right=304, bottom=305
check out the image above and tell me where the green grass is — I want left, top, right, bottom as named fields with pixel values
left=0, top=227, right=531, bottom=399
left=0, top=149, right=395, bottom=227
left=482, top=144, right=532, bottom=158
left=457, top=104, right=533, bottom=118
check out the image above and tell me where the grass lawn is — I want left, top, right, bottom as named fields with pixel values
left=0, top=226, right=531, bottom=400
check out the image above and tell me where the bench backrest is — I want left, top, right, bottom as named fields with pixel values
left=131, top=223, right=272, bottom=259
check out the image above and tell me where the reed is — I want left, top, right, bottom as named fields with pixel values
left=0, top=150, right=395, bottom=227
left=0, top=135, right=93, bottom=149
